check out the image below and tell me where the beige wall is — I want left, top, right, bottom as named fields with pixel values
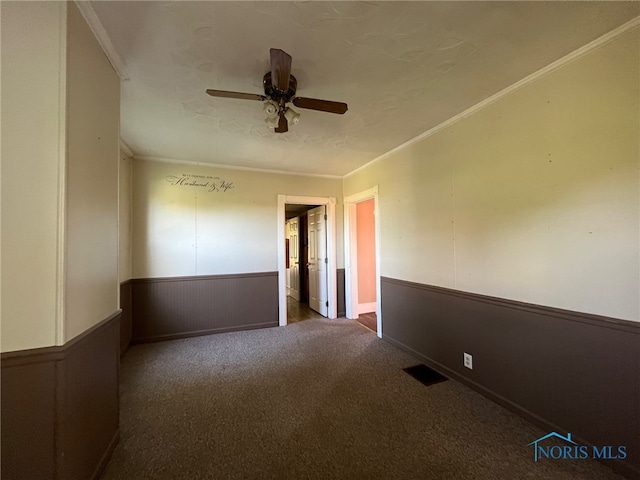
left=64, top=3, right=120, bottom=342
left=1, top=2, right=122, bottom=351
left=132, top=159, right=343, bottom=278
left=119, top=152, right=133, bottom=283
left=356, top=199, right=376, bottom=304
left=344, top=29, right=639, bottom=322
left=1, top=2, right=67, bottom=351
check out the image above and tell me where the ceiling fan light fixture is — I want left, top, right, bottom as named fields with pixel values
left=284, top=107, right=300, bottom=125
left=263, top=100, right=279, bottom=117
left=265, top=115, right=280, bottom=129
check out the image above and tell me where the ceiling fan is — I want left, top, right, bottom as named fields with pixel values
left=206, top=48, right=348, bottom=133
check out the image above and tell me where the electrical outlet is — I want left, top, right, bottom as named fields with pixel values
left=464, top=352, right=473, bottom=370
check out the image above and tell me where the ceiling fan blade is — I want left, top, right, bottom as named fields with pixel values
left=270, top=48, right=292, bottom=92
left=292, top=97, right=348, bottom=114
left=206, top=89, right=265, bottom=101
left=275, top=114, right=288, bottom=133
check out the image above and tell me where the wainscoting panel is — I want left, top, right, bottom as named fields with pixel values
left=120, top=280, right=132, bottom=355
left=337, top=268, right=346, bottom=317
left=0, top=311, right=121, bottom=480
left=381, top=277, right=640, bottom=478
left=131, top=272, right=279, bottom=343
left=57, top=312, right=120, bottom=479
left=1, top=352, right=58, bottom=479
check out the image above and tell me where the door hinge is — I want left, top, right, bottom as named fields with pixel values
left=326, top=301, right=329, bottom=307
left=325, top=257, right=328, bottom=264
left=324, top=214, right=327, bottom=220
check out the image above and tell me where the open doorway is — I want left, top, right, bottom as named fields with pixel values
left=277, top=195, right=338, bottom=327
left=344, top=187, right=382, bottom=337
left=285, top=204, right=319, bottom=324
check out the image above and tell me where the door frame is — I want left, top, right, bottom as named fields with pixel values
left=344, top=186, right=382, bottom=337
left=277, top=195, right=337, bottom=326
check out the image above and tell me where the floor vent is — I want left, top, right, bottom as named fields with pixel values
left=403, top=364, right=448, bottom=387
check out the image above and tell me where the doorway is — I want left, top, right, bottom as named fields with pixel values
left=285, top=205, right=321, bottom=324
left=277, top=195, right=338, bottom=326
left=344, top=187, right=382, bottom=337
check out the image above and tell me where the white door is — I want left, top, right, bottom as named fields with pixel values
left=308, top=206, right=328, bottom=316
left=288, top=217, right=300, bottom=301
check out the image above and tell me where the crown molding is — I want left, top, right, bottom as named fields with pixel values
left=119, top=139, right=134, bottom=158
left=134, top=155, right=343, bottom=180
left=345, top=15, right=640, bottom=178
left=74, top=1, right=128, bottom=80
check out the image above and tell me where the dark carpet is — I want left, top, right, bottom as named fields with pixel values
left=100, top=317, right=624, bottom=480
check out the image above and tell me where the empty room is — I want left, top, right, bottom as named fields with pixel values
left=1, top=2, right=639, bottom=479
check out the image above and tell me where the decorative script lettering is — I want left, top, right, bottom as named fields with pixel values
left=165, top=173, right=235, bottom=193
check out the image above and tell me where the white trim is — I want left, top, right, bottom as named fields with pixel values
left=277, top=195, right=337, bottom=327
left=344, top=186, right=380, bottom=205
left=135, top=155, right=343, bottom=179
left=358, top=302, right=377, bottom=314
left=345, top=15, right=640, bottom=178
left=74, top=0, right=129, bottom=80
left=344, top=203, right=358, bottom=319
left=55, top=1, right=68, bottom=345
left=327, top=200, right=337, bottom=319
left=277, top=195, right=286, bottom=325
left=344, top=187, right=381, bottom=320
left=343, top=186, right=382, bottom=338
left=119, top=139, right=134, bottom=158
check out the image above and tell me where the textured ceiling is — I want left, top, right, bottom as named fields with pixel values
left=90, top=1, right=639, bottom=176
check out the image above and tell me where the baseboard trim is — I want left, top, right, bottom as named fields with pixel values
left=120, top=342, right=131, bottom=357
left=91, top=428, right=120, bottom=480
left=383, top=334, right=639, bottom=479
left=132, top=321, right=279, bottom=344
left=358, top=302, right=376, bottom=314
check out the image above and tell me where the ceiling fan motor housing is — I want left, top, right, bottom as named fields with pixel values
left=263, top=72, right=297, bottom=104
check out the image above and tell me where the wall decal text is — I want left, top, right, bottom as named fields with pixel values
left=165, top=173, right=234, bottom=193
